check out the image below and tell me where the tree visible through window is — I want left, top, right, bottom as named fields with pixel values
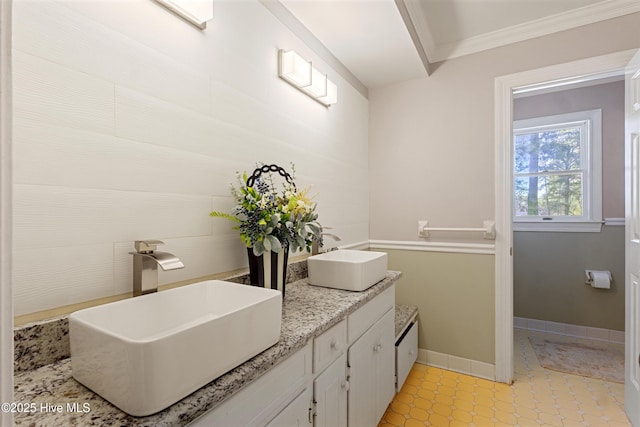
left=513, top=109, right=602, bottom=228
left=514, top=122, right=584, bottom=217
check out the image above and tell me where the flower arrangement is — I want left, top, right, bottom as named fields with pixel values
left=210, top=164, right=322, bottom=256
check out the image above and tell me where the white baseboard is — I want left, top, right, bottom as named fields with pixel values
left=514, top=316, right=624, bottom=344
left=416, top=348, right=496, bottom=381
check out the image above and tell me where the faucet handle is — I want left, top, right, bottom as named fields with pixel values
left=134, top=240, right=164, bottom=254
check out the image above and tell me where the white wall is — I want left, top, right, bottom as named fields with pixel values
left=12, top=0, right=369, bottom=315
left=369, top=12, right=640, bottom=365
left=369, top=13, right=640, bottom=242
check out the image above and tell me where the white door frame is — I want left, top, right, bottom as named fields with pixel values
left=494, top=49, right=638, bottom=384
left=0, top=0, right=13, bottom=424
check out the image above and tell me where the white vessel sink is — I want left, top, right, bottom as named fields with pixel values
left=307, top=250, right=388, bottom=292
left=69, top=280, right=282, bottom=416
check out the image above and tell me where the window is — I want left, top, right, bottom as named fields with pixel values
left=513, top=109, right=602, bottom=232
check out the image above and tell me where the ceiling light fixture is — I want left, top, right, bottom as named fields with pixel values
left=154, top=0, right=213, bottom=30
left=278, top=50, right=337, bottom=107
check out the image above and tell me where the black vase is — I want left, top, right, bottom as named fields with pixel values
left=247, top=247, right=289, bottom=297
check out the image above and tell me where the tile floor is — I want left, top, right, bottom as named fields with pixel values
left=378, top=328, right=630, bottom=426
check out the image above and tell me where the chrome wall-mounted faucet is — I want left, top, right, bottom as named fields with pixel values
left=129, top=240, right=184, bottom=296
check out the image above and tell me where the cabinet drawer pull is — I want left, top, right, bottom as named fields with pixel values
left=330, top=338, right=338, bottom=350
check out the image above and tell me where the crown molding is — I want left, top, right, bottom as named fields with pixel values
left=410, top=0, right=640, bottom=64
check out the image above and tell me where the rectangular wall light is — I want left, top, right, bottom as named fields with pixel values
left=154, top=0, right=213, bottom=29
left=278, top=50, right=338, bottom=107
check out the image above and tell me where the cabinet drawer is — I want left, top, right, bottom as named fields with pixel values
left=348, top=284, right=395, bottom=344
left=188, top=342, right=312, bottom=427
left=396, top=321, right=418, bottom=392
left=314, top=319, right=347, bottom=374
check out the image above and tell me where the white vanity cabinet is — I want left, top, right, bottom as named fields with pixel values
left=347, top=308, right=395, bottom=427
left=189, top=283, right=396, bottom=427
left=266, top=388, right=313, bottom=427
left=313, top=353, right=348, bottom=427
left=188, top=342, right=313, bottom=427
left=312, top=285, right=395, bottom=427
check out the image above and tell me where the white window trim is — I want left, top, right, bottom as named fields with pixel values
left=512, top=220, right=603, bottom=232
left=513, top=109, right=602, bottom=232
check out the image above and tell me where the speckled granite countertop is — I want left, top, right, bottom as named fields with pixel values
left=394, top=304, right=418, bottom=339
left=14, top=272, right=401, bottom=427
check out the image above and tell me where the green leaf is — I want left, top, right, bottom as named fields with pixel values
left=308, top=223, right=321, bottom=236
left=209, top=211, right=241, bottom=223
left=253, top=241, right=265, bottom=256
left=266, top=235, right=283, bottom=253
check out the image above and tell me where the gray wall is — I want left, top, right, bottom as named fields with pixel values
left=514, top=227, right=624, bottom=331
left=513, top=81, right=624, bottom=331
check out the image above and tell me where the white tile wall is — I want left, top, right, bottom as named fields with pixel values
left=12, top=0, right=369, bottom=315
left=13, top=51, right=115, bottom=134
left=13, top=244, right=114, bottom=314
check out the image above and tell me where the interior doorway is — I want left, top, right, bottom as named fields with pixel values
left=511, top=75, right=625, bottom=337
left=494, top=49, right=638, bottom=385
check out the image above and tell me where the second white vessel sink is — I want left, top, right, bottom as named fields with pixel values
left=70, top=280, right=282, bottom=416
left=307, top=249, right=388, bottom=291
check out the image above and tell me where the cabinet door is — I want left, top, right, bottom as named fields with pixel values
left=374, top=309, right=396, bottom=422
left=266, top=388, right=312, bottom=427
left=348, top=308, right=395, bottom=427
left=314, top=353, right=347, bottom=427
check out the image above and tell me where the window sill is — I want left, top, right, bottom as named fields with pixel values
left=513, top=221, right=603, bottom=232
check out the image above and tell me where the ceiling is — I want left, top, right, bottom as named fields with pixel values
left=279, top=0, right=640, bottom=89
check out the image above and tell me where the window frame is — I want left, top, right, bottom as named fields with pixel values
left=512, top=109, right=602, bottom=232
